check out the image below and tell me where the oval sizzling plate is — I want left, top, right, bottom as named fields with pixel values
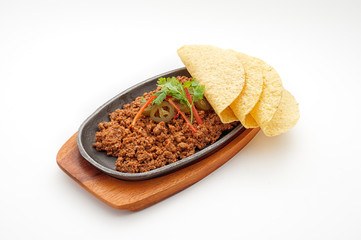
left=77, top=67, right=244, bottom=181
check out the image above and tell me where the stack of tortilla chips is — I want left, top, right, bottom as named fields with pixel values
left=177, top=45, right=299, bottom=136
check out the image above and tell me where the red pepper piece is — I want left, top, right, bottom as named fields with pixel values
left=184, top=87, right=203, bottom=125
left=131, top=95, right=157, bottom=126
left=166, top=99, right=197, bottom=133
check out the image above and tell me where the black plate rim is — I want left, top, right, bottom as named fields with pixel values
left=77, top=67, right=243, bottom=181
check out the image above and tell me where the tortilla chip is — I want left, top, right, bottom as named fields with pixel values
left=250, top=62, right=283, bottom=125
left=243, top=114, right=259, bottom=128
left=177, top=45, right=244, bottom=123
left=220, top=107, right=238, bottom=123
left=260, top=89, right=300, bottom=136
left=228, top=52, right=264, bottom=128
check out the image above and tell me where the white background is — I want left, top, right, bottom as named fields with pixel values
left=1, top=0, right=361, bottom=239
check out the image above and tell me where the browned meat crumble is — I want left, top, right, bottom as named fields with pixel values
left=93, top=76, right=237, bottom=173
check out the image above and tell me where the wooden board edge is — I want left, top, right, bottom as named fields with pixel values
left=56, top=128, right=260, bottom=211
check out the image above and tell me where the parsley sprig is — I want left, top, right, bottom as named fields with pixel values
left=153, top=77, right=205, bottom=123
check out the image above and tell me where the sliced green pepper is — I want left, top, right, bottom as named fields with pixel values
left=195, top=98, right=211, bottom=111
left=150, top=101, right=176, bottom=123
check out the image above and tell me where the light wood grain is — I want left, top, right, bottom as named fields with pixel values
left=56, top=127, right=260, bottom=211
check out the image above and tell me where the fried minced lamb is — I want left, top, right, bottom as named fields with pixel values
left=93, top=76, right=237, bottom=173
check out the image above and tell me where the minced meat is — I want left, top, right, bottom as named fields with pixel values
left=93, top=76, right=237, bottom=173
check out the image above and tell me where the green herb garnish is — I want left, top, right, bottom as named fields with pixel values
left=153, top=77, right=205, bottom=123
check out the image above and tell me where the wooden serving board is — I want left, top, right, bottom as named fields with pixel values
left=56, top=127, right=260, bottom=211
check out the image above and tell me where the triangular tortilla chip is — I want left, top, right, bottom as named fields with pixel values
left=250, top=62, right=283, bottom=125
left=260, top=89, right=300, bottom=136
left=177, top=45, right=244, bottom=123
left=229, top=52, right=263, bottom=128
